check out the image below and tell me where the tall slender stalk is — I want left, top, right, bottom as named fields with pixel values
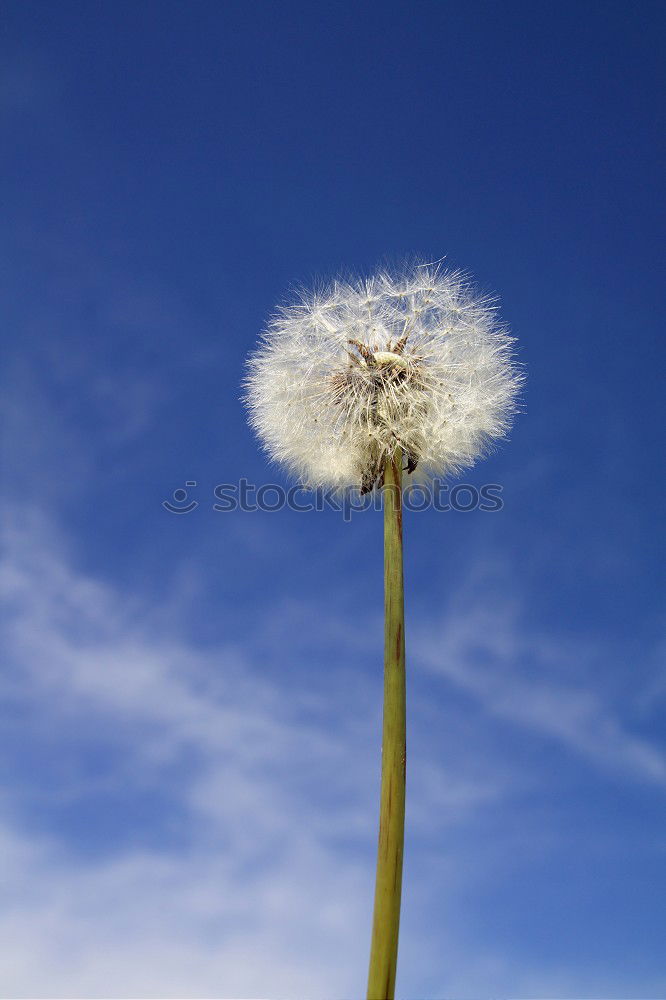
left=367, top=452, right=406, bottom=1000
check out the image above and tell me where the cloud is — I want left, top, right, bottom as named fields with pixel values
left=413, top=561, right=666, bottom=788
left=0, top=821, right=373, bottom=997
left=0, top=509, right=381, bottom=995
left=1, top=510, right=664, bottom=997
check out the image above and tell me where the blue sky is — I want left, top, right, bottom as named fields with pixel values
left=1, top=1, right=665, bottom=996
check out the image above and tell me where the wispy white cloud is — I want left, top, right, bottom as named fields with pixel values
left=413, top=561, right=666, bottom=788
left=0, top=509, right=376, bottom=995
left=0, top=820, right=372, bottom=997
left=1, top=510, right=664, bottom=997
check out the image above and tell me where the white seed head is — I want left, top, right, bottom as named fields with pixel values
left=244, top=265, right=523, bottom=491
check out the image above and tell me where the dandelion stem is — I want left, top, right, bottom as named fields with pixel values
left=367, top=452, right=406, bottom=1000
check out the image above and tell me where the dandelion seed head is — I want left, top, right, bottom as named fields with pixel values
left=244, top=264, right=523, bottom=491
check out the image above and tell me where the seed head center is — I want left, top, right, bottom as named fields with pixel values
left=372, top=351, right=409, bottom=369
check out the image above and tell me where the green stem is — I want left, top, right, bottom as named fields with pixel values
left=367, top=453, right=406, bottom=1000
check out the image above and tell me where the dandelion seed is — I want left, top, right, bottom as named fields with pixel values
left=244, top=265, right=522, bottom=493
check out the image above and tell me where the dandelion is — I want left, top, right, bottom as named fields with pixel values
left=245, top=265, right=520, bottom=494
left=244, top=263, right=522, bottom=998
